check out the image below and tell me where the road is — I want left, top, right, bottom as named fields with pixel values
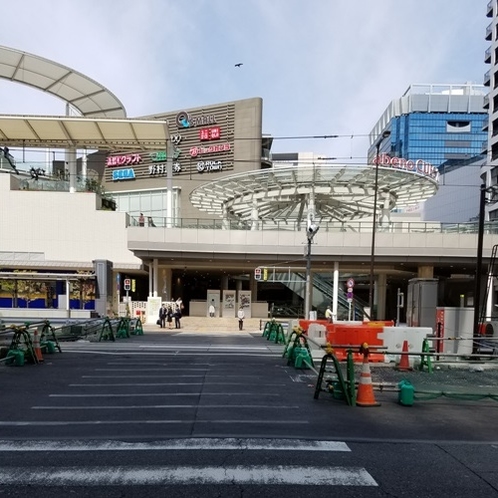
left=1, top=329, right=498, bottom=497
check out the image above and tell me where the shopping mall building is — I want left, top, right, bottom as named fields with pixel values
left=0, top=44, right=497, bottom=326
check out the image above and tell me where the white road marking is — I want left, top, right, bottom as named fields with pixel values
left=32, top=404, right=300, bottom=410
left=0, top=419, right=309, bottom=426
left=0, top=438, right=350, bottom=452
left=68, top=382, right=286, bottom=387
left=0, top=465, right=377, bottom=486
left=49, top=392, right=282, bottom=398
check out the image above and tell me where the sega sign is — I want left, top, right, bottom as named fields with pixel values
left=112, top=168, right=136, bottom=181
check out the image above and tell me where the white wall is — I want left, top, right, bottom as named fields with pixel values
left=0, top=174, right=140, bottom=267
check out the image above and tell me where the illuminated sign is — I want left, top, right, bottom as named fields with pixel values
left=190, top=143, right=231, bottom=158
left=197, top=160, right=223, bottom=172
left=106, top=154, right=141, bottom=167
left=149, top=149, right=181, bottom=162
left=374, top=154, right=439, bottom=181
left=112, top=168, right=136, bottom=181
left=199, top=126, right=221, bottom=141
left=175, top=111, right=217, bottom=128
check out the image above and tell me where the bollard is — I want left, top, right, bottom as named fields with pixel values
left=398, top=380, right=415, bottom=406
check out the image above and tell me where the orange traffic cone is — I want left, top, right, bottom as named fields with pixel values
left=396, top=340, right=412, bottom=371
left=356, top=355, right=380, bottom=407
left=32, top=328, right=44, bottom=363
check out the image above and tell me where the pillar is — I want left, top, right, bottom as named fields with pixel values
left=376, top=273, right=387, bottom=321
left=250, top=272, right=258, bottom=302
left=418, top=265, right=434, bottom=278
left=161, top=267, right=172, bottom=301
left=332, top=262, right=339, bottom=322
left=152, top=258, right=159, bottom=297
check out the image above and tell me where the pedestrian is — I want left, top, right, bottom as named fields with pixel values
left=158, top=304, right=167, bottom=328
left=174, top=304, right=182, bottom=329
left=166, top=305, right=173, bottom=329
left=237, top=306, right=245, bottom=330
left=176, top=297, right=184, bottom=311
left=138, top=213, right=145, bottom=227
left=209, top=300, right=215, bottom=317
left=325, top=305, right=333, bottom=323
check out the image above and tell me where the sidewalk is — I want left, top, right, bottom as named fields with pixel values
left=142, top=316, right=264, bottom=333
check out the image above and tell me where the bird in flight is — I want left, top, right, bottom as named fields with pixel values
left=235, top=63, right=243, bottom=67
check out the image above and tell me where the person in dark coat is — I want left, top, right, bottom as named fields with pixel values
left=158, top=304, right=167, bottom=328
left=174, top=305, right=182, bottom=329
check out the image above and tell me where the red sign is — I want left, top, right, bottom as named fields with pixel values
left=190, top=143, right=231, bottom=157
left=199, top=126, right=221, bottom=141
left=106, top=154, right=142, bottom=167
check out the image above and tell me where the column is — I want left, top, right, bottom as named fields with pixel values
left=161, top=267, right=172, bottom=301
left=418, top=266, right=434, bottom=278
left=65, top=147, right=77, bottom=193
left=332, top=262, right=339, bottom=322
left=153, top=258, right=159, bottom=297
left=376, top=273, right=387, bottom=321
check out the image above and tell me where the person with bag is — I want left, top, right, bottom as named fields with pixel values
left=174, top=304, right=182, bottom=329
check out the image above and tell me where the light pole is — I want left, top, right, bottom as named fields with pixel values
left=304, top=222, right=319, bottom=319
left=368, top=130, right=391, bottom=320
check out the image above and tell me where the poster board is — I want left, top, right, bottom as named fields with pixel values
left=222, top=290, right=236, bottom=317
left=147, top=296, right=162, bottom=325
left=207, top=289, right=220, bottom=317
left=238, top=290, right=252, bottom=318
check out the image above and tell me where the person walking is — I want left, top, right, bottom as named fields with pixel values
left=237, top=306, right=245, bottom=330
left=325, top=305, right=333, bottom=323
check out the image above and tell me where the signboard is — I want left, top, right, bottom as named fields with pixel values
left=347, top=278, right=355, bottom=288
left=254, top=268, right=261, bottom=281
left=124, top=278, right=131, bottom=291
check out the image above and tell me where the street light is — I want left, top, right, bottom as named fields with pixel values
left=368, top=130, right=391, bottom=320
left=304, top=222, right=319, bottom=319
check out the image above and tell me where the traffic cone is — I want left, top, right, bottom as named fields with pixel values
left=32, top=328, right=44, bottom=363
left=396, top=340, right=412, bottom=371
left=356, top=355, right=380, bottom=407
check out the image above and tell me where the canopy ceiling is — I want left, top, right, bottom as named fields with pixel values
left=0, top=45, right=126, bottom=118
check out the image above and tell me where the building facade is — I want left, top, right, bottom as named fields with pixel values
left=368, top=83, right=487, bottom=222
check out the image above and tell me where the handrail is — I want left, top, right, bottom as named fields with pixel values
left=128, top=216, right=498, bottom=235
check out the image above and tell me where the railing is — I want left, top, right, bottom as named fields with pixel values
left=128, top=215, right=498, bottom=235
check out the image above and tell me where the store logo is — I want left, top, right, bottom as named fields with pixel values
left=176, top=111, right=190, bottom=128
left=112, top=168, right=136, bottom=181
left=197, top=160, right=223, bottom=173
left=190, top=143, right=231, bottom=157
left=175, top=111, right=217, bottom=129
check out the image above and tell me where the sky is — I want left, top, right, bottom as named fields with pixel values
left=0, top=0, right=488, bottom=163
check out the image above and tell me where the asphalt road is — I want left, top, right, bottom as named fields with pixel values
left=1, top=330, right=498, bottom=497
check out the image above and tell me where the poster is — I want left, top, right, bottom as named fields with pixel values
left=222, top=290, right=236, bottom=317
left=238, top=290, right=252, bottom=318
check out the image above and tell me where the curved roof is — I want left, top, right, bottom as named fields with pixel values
left=190, top=164, right=439, bottom=222
left=0, top=115, right=169, bottom=150
left=0, top=46, right=126, bottom=118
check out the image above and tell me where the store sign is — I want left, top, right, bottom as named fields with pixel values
left=112, top=168, right=136, bottom=181
left=374, top=153, right=439, bottom=181
left=176, top=111, right=217, bottom=128
left=106, top=154, right=141, bottom=167
left=199, top=126, right=221, bottom=141
left=149, top=162, right=182, bottom=175
left=149, top=149, right=181, bottom=162
left=197, top=160, right=223, bottom=173
left=190, top=143, right=231, bottom=158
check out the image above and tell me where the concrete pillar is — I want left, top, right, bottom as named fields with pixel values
left=376, top=273, right=387, bottom=320
left=65, top=147, right=77, bottom=193
left=221, top=274, right=229, bottom=291
left=332, top=262, right=339, bottom=322
left=153, top=258, right=159, bottom=297
left=418, top=265, right=434, bottom=278
left=250, top=273, right=258, bottom=302
left=161, top=267, right=172, bottom=301
left=148, top=262, right=153, bottom=297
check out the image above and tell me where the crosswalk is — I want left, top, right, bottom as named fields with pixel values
left=0, top=438, right=378, bottom=487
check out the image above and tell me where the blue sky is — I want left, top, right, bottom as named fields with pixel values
left=0, top=0, right=488, bottom=162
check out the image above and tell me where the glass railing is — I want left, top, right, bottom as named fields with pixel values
left=128, top=216, right=498, bottom=235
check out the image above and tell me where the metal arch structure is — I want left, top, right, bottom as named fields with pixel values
left=0, top=45, right=126, bottom=118
left=189, top=164, right=439, bottom=224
